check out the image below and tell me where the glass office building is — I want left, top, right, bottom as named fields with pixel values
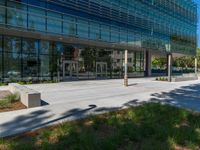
left=0, top=0, right=197, bottom=82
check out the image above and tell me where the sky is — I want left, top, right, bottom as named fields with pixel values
left=194, top=0, right=200, bottom=47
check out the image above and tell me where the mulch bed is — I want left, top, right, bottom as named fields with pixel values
left=0, top=90, right=27, bottom=113
left=0, top=101, right=27, bottom=113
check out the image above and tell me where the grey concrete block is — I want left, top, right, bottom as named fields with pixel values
left=8, top=83, right=41, bottom=108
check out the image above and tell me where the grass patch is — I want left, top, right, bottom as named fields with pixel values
left=0, top=93, right=21, bottom=110
left=1, top=103, right=200, bottom=150
left=4, top=93, right=20, bottom=103
left=0, top=99, right=10, bottom=108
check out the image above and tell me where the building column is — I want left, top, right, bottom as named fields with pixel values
left=195, top=57, right=198, bottom=75
left=167, top=54, right=172, bottom=82
left=145, top=50, right=152, bottom=77
left=124, top=50, right=128, bottom=87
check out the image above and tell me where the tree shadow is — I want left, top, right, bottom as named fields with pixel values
left=4, top=102, right=200, bottom=150
left=0, top=109, right=52, bottom=138
left=150, top=83, right=200, bottom=112
left=1, top=99, right=143, bottom=138
left=2, top=83, right=200, bottom=150
left=0, top=104, right=99, bottom=138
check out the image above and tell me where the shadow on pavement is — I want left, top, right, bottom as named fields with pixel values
left=150, top=83, right=200, bottom=112
left=2, top=83, right=200, bottom=138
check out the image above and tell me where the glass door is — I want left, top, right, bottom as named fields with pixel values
left=96, top=62, right=107, bottom=79
left=63, top=61, right=79, bottom=80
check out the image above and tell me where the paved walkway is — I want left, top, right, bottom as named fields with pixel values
left=1, top=78, right=200, bottom=137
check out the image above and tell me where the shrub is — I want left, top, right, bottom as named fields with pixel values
left=0, top=83, right=7, bottom=86
left=156, top=77, right=168, bottom=81
left=17, top=81, right=26, bottom=85
left=26, top=81, right=33, bottom=84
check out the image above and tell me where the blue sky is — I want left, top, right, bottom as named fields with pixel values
left=194, top=0, right=200, bottom=47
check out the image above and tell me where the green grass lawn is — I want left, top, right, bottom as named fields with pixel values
left=1, top=103, right=200, bottom=150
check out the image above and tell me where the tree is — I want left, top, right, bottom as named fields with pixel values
left=152, top=57, right=166, bottom=69
left=80, top=48, right=96, bottom=71
left=196, top=48, right=200, bottom=68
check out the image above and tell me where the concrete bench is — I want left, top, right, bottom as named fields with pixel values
left=8, top=83, right=41, bottom=108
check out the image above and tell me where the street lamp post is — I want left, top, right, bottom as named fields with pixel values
left=165, top=44, right=172, bottom=82
left=167, top=54, right=172, bottom=82
left=124, top=50, right=128, bottom=87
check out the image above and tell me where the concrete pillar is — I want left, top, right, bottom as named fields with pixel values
left=124, top=50, right=128, bottom=87
left=167, top=54, right=172, bottom=82
left=195, top=57, right=198, bottom=75
left=145, top=50, right=152, bottom=77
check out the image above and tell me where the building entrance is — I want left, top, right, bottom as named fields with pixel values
left=62, top=60, right=79, bottom=80
left=96, top=62, right=107, bottom=79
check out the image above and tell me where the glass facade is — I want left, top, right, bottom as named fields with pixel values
left=0, top=35, right=144, bottom=81
left=0, top=0, right=197, bottom=81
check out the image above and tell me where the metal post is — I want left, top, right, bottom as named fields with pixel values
left=195, top=57, right=198, bottom=76
left=168, top=54, right=172, bottom=82
left=57, top=59, right=60, bottom=82
left=124, top=50, right=128, bottom=86
left=63, top=62, right=65, bottom=80
left=145, top=50, right=152, bottom=77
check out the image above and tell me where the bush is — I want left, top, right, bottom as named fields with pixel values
left=26, top=81, right=33, bottom=84
left=17, top=81, right=26, bottom=85
left=0, top=83, right=7, bottom=86
left=156, top=77, right=168, bottom=81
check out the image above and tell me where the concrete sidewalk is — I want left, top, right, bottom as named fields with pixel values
left=1, top=78, right=200, bottom=138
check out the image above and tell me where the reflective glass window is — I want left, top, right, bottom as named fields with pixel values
left=136, top=52, right=141, bottom=72
left=120, top=28, right=127, bottom=44
left=128, top=31, right=135, bottom=45
left=22, top=38, right=39, bottom=78
left=77, top=18, right=88, bottom=38
left=0, top=0, right=5, bottom=24
left=111, top=26, right=119, bottom=43
left=4, top=36, right=21, bottom=53
left=3, top=36, right=21, bottom=79
left=28, top=6, right=46, bottom=32
left=47, top=11, right=62, bottom=34
left=0, top=0, right=5, bottom=5
left=111, top=50, right=123, bottom=78
left=4, top=52, right=21, bottom=79
left=63, top=15, right=76, bottom=36
left=39, top=41, right=52, bottom=78
left=7, top=1, right=27, bottom=28
left=101, top=25, right=110, bottom=42
left=0, top=35, right=2, bottom=51
left=40, top=41, right=51, bottom=55
left=22, top=38, right=38, bottom=54
left=90, top=22, right=100, bottom=40
left=40, top=55, right=50, bottom=77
